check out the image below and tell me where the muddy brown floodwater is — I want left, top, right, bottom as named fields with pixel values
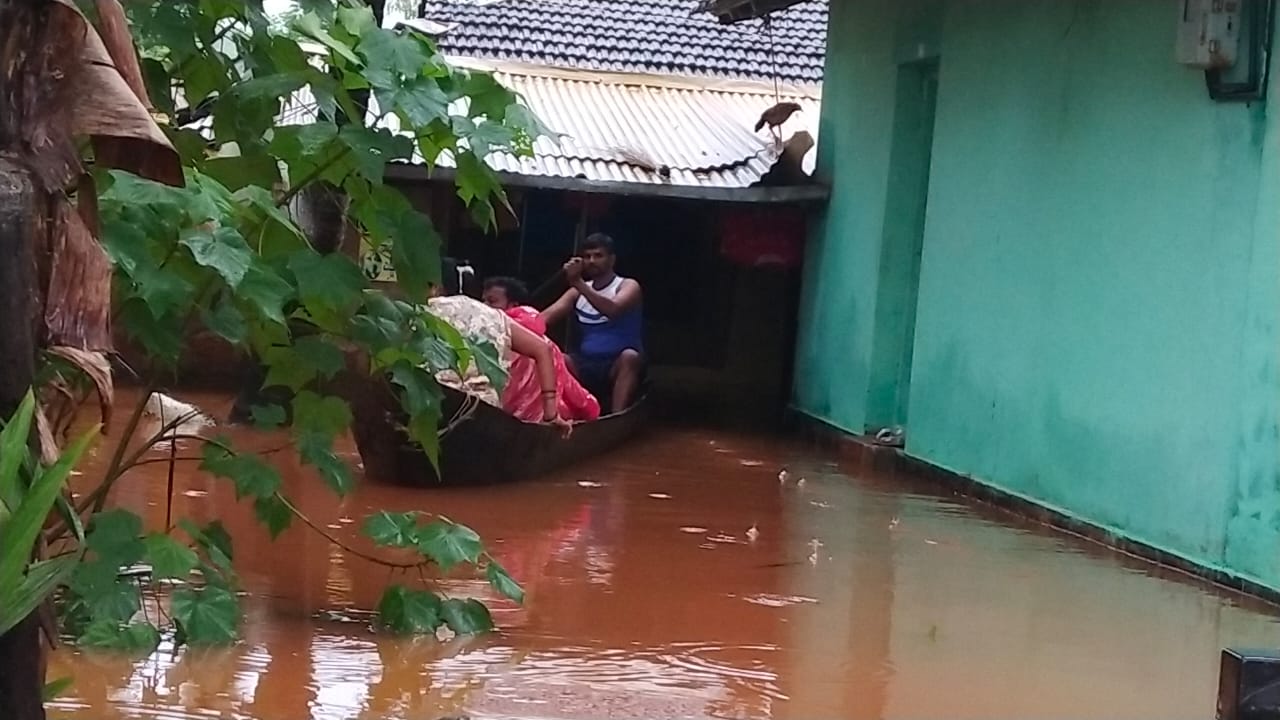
left=47, top=390, right=1279, bottom=720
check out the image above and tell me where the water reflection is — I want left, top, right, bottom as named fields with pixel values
left=48, top=390, right=1280, bottom=719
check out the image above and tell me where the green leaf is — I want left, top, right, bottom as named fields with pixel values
left=253, top=494, right=293, bottom=538
left=293, top=12, right=360, bottom=65
left=388, top=362, right=442, bottom=418
left=78, top=620, right=161, bottom=654
left=180, top=225, right=254, bottom=289
left=338, top=4, right=378, bottom=37
left=292, top=391, right=352, bottom=438
left=172, top=585, right=239, bottom=645
left=406, top=412, right=441, bottom=469
left=43, top=677, right=74, bottom=701
left=201, top=155, right=283, bottom=194
left=380, top=76, right=449, bottom=127
left=377, top=585, right=443, bottom=634
left=86, top=509, right=144, bottom=559
left=288, top=251, right=367, bottom=324
left=358, top=185, right=441, bottom=297
left=118, top=300, right=184, bottom=362
left=415, top=520, right=482, bottom=571
left=250, top=404, right=287, bottom=429
left=201, top=295, right=248, bottom=343
left=179, top=519, right=234, bottom=571
left=142, top=533, right=199, bottom=580
left=486, top=562, right=525, bottom=604
left=86, top=578, right=143, bottom=625
left=0, top=390, right=36, bottom=515
left=297, top=431, right=354, bottom=496
left=470, top=340, right=508, bottom=394
left=363, top=511, right=419, bottom=548
left=0, top=555, right=81, bottom=637
left=440, top=597, right=494, bottom=634
left=358, top=29, right=431, bottom=87
left=230, top=71, right=309, bottom=103
left=339, top=125, right=414, bottom=183
left=0, top=425, right=98, bottom=593
left=200, top=444, right=282, bottom=499
left=263, top=339, right=345, bottom=392
left=238, top=262, right=295, bottom=326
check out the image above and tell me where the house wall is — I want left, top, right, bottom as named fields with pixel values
left=795, top=0, right=1280, bottom=588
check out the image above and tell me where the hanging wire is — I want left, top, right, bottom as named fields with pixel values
left=764, top=15, right=781, bottom=104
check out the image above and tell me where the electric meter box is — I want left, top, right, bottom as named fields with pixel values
left=1178, top=0, right=1242, bottom=68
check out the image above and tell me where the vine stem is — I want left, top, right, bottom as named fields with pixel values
left=274, top=494, right=427, bottom=570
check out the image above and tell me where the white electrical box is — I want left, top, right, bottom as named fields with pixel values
left=1177, top=0, right=1242, bottom=69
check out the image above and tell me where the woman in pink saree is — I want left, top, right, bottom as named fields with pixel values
left=483, top=277, right=601, bottom=423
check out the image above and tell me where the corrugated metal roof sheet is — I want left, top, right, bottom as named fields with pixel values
left=196, top=63, right=819, bottom=190
left=474, top=67, right=819, bottom=187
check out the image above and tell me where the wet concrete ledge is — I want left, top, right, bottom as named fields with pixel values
left=789, top=411, right=1280, bottom=608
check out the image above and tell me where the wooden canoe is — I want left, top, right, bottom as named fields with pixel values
left=333, top=368, right=649, bottom=486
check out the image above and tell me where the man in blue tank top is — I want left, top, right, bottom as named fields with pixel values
left=541, top=233, right=644, bottom=413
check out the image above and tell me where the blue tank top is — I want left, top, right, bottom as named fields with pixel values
left=575, top=275, right=643, bottom=358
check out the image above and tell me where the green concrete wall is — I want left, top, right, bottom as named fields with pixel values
left=795, top=0, right=1280, bottom=588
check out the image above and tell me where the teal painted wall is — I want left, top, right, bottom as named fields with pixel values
left=795, top=0, right=1280, bottom=588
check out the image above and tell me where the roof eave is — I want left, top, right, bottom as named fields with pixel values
left=387, top=163, right=830, bottom=205
left=696, top=0, right=811, bottom=24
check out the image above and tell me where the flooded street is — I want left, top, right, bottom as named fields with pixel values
left=49, top=391, right=1279, bottom=720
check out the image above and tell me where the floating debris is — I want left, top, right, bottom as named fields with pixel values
left=680, top=526, right=709, bottom=534
left=648, top=493, right=672, bottom=499
left=740, top=460, right=764, bottom=467
left=925, top=539, right=938, bottom=546
left=778, top=469, right=790, bottom=484
left=577, top=480, right=604, bottom=488
left=744, top=593, right=819, bottom=608
left=809, top=500, right=833, bottom=509
left=746, top=524, right=760, bottom=542
left=796, top=477, right=806, bottom=488
left=182, top=489, right=208, bottom=498
left=708, top=533, right=740, bottom=544
left=889, top=517, right=900, bottom=530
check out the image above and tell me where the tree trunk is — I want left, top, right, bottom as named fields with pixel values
left=0, top=0, right=56, bottom=715
left=0, top=160, right=47, bottom=720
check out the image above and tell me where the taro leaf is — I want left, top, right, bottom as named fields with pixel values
left=250, top=403, right=287, bottom=430
left=440, top=597, right=494, bottom=634
left=363, top=511, right=419, bottom=548
left=253, top=494, right=293, bottom=539
left=78, top=620, right=161, bottom=654
left=377, top=585, right=443, bottom=634
left=200, top=444, right=282, bottom=499
left=485, top=562, right=525, bottom=604
left=415, top=520, right=481, bottom=571
left=142, top=533, right=199, bottom=580
left=172, top=585, right=239, bottom=645
left=180, top=225, right=254, bottom=289
left=357, top=28, right=430, bottom=89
